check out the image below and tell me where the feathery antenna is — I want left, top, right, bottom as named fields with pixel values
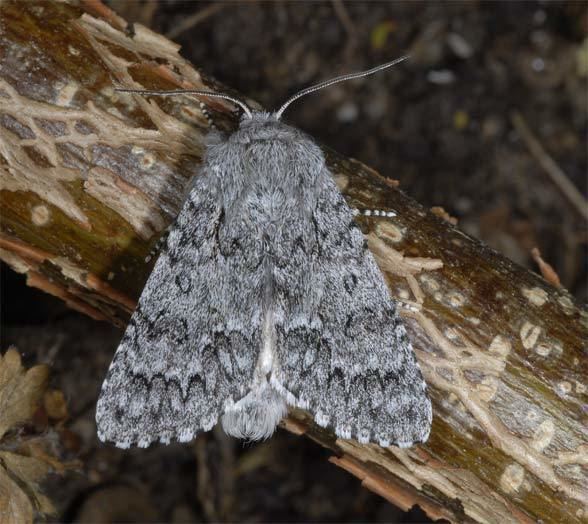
left=275, top=55, right=409, bottom=120
left=114, top=88, right=253, bottom=119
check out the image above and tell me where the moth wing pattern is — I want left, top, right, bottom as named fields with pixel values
left=97, top=112, right=431, bottom=449
left=273, top=165, right=432, bottom=448
left=96, top=172, right=261, bottom=448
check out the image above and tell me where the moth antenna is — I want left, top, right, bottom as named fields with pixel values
left=275, top=55, right=409, bottom=120
left=114, top=88, right=253, bottom=119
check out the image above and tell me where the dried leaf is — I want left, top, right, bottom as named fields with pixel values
left=0, top=468, right=34, bottom=524
left=0, top=452, right=50, bottom=487
left=0, top=452, right=55, bottom=517
left=24, top=441, right=69, bottom=475
left=0, top=348, right=49, bottom=439
left=0, top=348, right=68, bottom=523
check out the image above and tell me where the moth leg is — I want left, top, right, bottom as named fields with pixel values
left=352, top=208, right=397, bottom=218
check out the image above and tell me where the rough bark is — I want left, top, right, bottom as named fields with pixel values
left=1, top=2, right=586, bottom=523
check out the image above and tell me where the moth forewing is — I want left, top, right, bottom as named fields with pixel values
left=98, top=57, right=432, bottom=449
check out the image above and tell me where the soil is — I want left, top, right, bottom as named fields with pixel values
left=1, top=1, right=586, bottom=522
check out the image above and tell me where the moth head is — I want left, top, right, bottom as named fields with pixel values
left=113, top=55, right=408, bottom=122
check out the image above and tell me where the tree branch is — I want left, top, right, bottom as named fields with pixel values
left=1, top=2, right=586, bottom=522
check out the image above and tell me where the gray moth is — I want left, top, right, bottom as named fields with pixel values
left=96, top=57, right=432, bottom=449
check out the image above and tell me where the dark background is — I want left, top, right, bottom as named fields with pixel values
left=2, top=1, right=586, bottom=522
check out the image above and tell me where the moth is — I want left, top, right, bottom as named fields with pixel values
left=96, top=57, right=432, bottom=449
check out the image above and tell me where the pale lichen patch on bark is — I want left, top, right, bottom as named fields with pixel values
left=51, top=256, right=89, bottom=288
left=500, top=463, right=526, bottom=494
left=418, top=273, right=440, bottom=292
left=535, top=343, right=552, bottom=357
left=557, top=295, right=576, bottom=315
left=447, top=291, right=466, bottom=307
left=55, top=80, right=80, bottom=107
left=488, top=335, right=511, bottom=357
left=432, top=292, right=443, bottom=302
left=396, top=288, right=411, bottom=300
left=521, top=286, right=549, bottom=307
left=556, top=381, right=572, bottom=397
left=475, top=376, right=499, bottom=402
left=367, top=233, right=443, bottom=305
left=84, top=166, right=166, bottom=240
left=520, top=321, right=541, bottom=350
left=30, top=204, right=51, bottom=226
left=375, top=221, right=404, bottom=243
left=131, top=146, right=156, bottom=169
left=530, top=419, right=555, bottom=452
